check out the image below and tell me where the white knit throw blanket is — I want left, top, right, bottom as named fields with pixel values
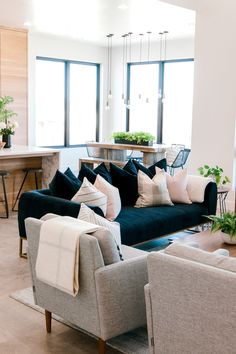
left=35, top=216, right=101, bottom=297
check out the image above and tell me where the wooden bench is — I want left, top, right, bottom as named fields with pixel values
left=79, top=157, right=126, bottom=170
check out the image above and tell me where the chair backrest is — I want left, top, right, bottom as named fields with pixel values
left=171, top=148, right=191, bottom=168
left=147, top=247, right=236, bottom=353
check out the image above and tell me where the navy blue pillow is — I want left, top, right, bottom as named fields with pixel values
left=133, top=158, right=167, bottom=178
left=78, top=164, right=97, bottom=184
left=123, top=159, right=137, bottom=175
left=64, top=167, right=81, bottom=185
left=110, top=163, right=138, bottom=206
left=49, top=170, right=81, bottom=200
left=78, top=163, right=112, bottom=184
left=94, top=162, right=112, bottom=184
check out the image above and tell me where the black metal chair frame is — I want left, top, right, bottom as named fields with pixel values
left=167, top=148, right=191, bottom=175
left=0, top=171, right=10, bottom=218
left=12, top=168, right=42, bottom=211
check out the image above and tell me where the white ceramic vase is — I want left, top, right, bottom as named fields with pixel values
left=220, top=231, right=236, bottom=244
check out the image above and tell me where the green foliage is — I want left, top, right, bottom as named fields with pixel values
left=198, top=165, right=230, bottom=186
left=112, top=131, right=156, bottom=143
left=207, top=212, right=236, bottom=239
left=0, top=96, right=16, bottom=122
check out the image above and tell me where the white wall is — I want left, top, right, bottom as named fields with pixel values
left=104, top=37, right=195, bottom=139
left=28, top=32, right=107, bottom=173
left=162, top=0, right=236, bottom=211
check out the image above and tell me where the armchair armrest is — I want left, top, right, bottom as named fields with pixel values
left=95, top=255, right=148, bottom=340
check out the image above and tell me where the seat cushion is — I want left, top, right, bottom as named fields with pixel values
left=116, top=203, right=209, bottom=245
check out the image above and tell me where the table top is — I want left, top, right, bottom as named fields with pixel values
left=86, top=142, right=168, bottom=153
left=0, top=145, right=60, bottom=159
left=177, top=230, right=236, bottom=257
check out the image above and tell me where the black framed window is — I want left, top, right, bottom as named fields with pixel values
left=35, top=57, right=100, bottom=147
left=127, top=59, right=194, bottom=147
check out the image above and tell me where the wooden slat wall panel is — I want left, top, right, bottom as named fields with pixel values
left=0, top=28, right=28, bottom=145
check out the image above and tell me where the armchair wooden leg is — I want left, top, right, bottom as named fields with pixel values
left=19, top=237, right=27, bottom=259
left=45, top=310, right=52, bottom=333
left=98, top=338, right=106, bottom=354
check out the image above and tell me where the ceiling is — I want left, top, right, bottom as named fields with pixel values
left=0, top=0, right=195, bottom=45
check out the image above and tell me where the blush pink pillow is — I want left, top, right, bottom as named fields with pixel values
left=157, top=168, right=192, bottom=204
left=94, top=174, right=121, bottom=220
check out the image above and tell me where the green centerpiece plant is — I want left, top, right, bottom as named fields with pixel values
left=112, top=131, right=155, bottom=146
left=198, top=165, right=230, bottom=187
left=207, top=212, right=236, bottom=244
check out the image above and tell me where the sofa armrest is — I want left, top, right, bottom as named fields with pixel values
left=95, top=255, right=148, bottom=340
left=202, top=181, right=217, bottom=215
left=18, top=190, right=104, bottom=237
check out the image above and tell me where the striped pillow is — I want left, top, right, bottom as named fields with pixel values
left=72, top=177, right=107, bottom=215
left=78, top=203, right=122, bottom=249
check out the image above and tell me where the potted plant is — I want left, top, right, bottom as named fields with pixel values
left=0, top=96, right=18, bottom=148
left=198, top=165, right=230, bottom=187
left=112, top=131, right=155, bottom=146
left=207, top=212, right=236, bottom=244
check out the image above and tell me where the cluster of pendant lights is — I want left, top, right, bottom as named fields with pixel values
left=105, top=31, right=169, bottom=110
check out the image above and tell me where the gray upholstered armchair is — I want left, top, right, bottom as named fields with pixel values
left=25, top=217, right=148, bottom=354
left=145, top=243, right=236, bottom=354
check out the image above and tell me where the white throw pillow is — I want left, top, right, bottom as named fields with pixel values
left=78, top=203, right=122, bottom=251
left=187, top=175, right=213, bottom=203
left=94, top=174, right=121, bottom=221
left=72, top=177, right=107, bottom=215
left=135, top=170, right=173, bottom=208
left=164, top=168, right=192, bottom=204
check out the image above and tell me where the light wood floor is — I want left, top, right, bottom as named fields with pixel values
left=0, top=214, right=120, bottom=354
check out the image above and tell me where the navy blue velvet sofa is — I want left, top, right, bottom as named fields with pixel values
left=18, top=182, right=217, bottom=246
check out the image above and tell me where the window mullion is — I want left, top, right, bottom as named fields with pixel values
left=157, top=61, right=164, bottom=143
left=65, top=61, right=70, bottom=147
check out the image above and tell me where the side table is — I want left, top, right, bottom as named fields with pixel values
left=217, top=187, right=229, bottom=215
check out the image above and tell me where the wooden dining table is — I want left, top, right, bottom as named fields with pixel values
left=84, top=142, right=168, bottom=167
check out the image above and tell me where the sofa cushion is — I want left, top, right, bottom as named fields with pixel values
left=78, top=163, right=112, bottom=184
left=110, top=163, right=138, bottom=206
left=116, top=203, right=209, bottom=245
left=94, top=174, right=121, bottom=220
left=133, top=158, right=167, bottom=178
left=72, top=177, right=107, bottom=215
left=135, top=170, right=173, bottom=207
left=49, top=170, right=81, bottom=200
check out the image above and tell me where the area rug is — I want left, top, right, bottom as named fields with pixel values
left=10, top=287, right=148, bottom=354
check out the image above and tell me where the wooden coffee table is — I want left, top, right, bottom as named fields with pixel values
left=177, top=230, right=236, bottom=257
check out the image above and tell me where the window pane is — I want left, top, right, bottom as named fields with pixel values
left=162, top=61, right=194, bottom=147
left=69, top=64, right=97, bottom=145
left=129, top=64, right=159, bottom=137
left=35, top=60, right=65, bottom=146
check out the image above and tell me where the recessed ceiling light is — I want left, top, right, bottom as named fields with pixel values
left=23, top=21, right=32, bottom=27
left=118, top=4, right=128, bottom=10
